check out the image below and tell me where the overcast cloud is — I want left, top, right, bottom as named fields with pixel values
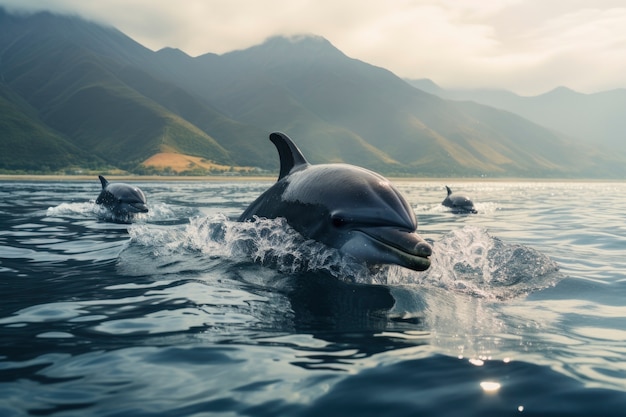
left=1, top=0, right=625, bottom=95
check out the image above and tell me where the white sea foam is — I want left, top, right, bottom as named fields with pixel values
left=46, top=201, right=101, bottom=217
left=46, top=201, right=175, bottom=223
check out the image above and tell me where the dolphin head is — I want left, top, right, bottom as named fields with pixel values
left=285, top=164, right=432, bottom=271
left=107, top=183, right=148, bottom=214
left=96, top=176, right=149, bottom=216
left=239, top=133, right=432, bottom=271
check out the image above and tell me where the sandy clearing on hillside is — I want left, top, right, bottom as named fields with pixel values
left=142, top=153, right=249, bottom=172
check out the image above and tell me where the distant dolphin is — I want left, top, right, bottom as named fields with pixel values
left=239, top=132, right=432, bottom=271
left=96, top=175, right=148, bottom=218
left=442, top=186, right=477, bottom=214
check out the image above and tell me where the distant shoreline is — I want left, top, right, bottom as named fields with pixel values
left=0, top=174, right=621, bottom=183
left=0, top=174, right=276, bottom=182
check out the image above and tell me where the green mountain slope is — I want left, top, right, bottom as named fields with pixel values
left=150, top=38, right=400, bottom=171
left=0, top=82, right=101, bottom=172
left=115, top=66, right=271, bottom=168
left=0, top=9, right=242, bottom=172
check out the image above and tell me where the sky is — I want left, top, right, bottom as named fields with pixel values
left=2, top=0, right=626, bottom=95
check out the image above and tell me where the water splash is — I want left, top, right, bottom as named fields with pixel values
left=127, top=216, right=562, bottom=300
left=46, top=201, right=101, bottom=217
left=46, top=200, right=143, bottom=223
left=46, top=201, right=175, bottom=223
left=403, top=226, right=562, bottom=299
left=129, top=215, right=371, bottom=280
left=143, top=202, right=177, bottom=221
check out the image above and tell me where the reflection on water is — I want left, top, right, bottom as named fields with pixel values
left=1, top=180, right=626, bottom=416
left=299, top=354, right=626, bottom=417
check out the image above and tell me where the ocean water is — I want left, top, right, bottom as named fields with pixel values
left=1, top=179, right=625, bottom=416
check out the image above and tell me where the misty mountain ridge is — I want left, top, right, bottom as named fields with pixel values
left=1, top=8, right=625, bottom=178
left=407, top=79, right=626, bottom=153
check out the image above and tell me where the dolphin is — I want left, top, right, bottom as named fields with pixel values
left=239, top=132, right=432, bottom=271
left=442, top=186, right=477, bottom=214
left=96, top=175, right=148, bottom=217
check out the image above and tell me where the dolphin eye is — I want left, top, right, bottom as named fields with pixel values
left=331, top=215, right=348, bottom=228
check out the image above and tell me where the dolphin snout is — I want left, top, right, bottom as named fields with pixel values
left=127, top=202, right=149, bottom=213
left=377, top=228, right=431, bottom=258
left=414, top=239, right=432, bottom=258
left=351, top=227, right=432, bottom=271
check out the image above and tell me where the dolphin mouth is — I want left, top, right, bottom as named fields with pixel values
left=126, top=202, right=149, bottom=213
left=357, top=227, right=432, bottom=271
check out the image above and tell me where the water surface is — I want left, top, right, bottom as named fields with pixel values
left=1, top=179, right=625, bottom=416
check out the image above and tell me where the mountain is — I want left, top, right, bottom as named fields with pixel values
left=407, top=79, right=626, bottom=154
left=1, top=9, right=625, bottom=177
left=0, top=9, right=259, bottom=173
left=0, top=80, right=102, bottom=172
left=160, top=35, right=624, bottom=177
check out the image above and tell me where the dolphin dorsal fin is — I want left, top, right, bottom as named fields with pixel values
left=445, top=185, right=452, bottom=196
left=269, top=132, right=309, bottom=180
left=99, top=175, right=109, bottom=189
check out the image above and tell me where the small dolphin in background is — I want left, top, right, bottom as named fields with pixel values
left=96, top=175, right=148, bottom=219
left=442, top=186, right=477, bottom=214
left=239, top=132, right=432, bottom=271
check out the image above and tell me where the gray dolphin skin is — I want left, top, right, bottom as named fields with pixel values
left=442, top=185, right=477, bottom=214
left=239, top=132, right=432, bottom=271
left=96, top=175, right=148, bottom=216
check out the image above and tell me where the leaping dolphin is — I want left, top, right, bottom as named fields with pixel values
left=96, top=175, right=148, bottom=218
left=239, top=132, right=432, bottom=271
left=442, top=186, right=477, bottom=214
